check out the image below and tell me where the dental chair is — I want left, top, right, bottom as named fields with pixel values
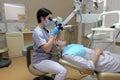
left=59, top=59, right=120, bottom=80
left=22, top=44, right=120, bottom=80
left=22, top=44, right=50, bottom=80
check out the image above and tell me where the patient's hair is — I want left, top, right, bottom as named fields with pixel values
left=36, top=8, right=52, bottom=23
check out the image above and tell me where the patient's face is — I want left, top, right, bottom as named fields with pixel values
left=56, top=40, right=66, bottom=47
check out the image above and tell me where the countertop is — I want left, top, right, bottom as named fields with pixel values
left=6, top=31, right=33, bottom=34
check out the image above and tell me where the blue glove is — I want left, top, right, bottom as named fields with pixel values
left=51, top=26, right=59, bottom=36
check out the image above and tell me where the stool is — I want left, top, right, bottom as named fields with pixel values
left=22, top=44, right=49, bottom=80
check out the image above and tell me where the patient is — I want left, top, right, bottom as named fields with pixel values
left=56, top=40, right=120, bottom=73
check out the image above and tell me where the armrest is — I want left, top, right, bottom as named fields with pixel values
left=97, top=72, right=120, bottom=80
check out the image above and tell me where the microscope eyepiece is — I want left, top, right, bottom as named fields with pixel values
left=48, top=17, right=52, bottom=21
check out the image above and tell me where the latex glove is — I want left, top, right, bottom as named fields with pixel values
left=51, top=26, right=59, bottom=36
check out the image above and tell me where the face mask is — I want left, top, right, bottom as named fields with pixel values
left=45, top=20, right=52, bottom=27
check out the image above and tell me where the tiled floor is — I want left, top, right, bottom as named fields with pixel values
left=0, top=56, right=86, bottom=80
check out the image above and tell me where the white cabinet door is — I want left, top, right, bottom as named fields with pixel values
left=6, top=33, right=24, bottom=58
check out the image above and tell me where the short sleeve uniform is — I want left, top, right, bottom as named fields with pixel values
left=32, top=26, right=52, bottom=64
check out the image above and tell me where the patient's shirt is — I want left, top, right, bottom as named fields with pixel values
left=84, top=48, right=119, bottom=72
left=62, top=44, right=120, bottom=72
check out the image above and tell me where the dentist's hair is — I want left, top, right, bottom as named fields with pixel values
left=36, top=8, right=52, bottom=23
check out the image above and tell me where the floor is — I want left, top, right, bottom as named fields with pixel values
left=0, top=56, right=87, bottom=80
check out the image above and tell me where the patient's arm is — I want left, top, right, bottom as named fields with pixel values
left=63, top=54, right=95, bottom=70
left=92, top=48, right=103, bottom=66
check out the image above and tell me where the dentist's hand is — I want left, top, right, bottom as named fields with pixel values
left=51, top=26, right=59, bottom=36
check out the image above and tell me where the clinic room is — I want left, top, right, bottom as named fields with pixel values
left=0, top=0, right=120, bottom=80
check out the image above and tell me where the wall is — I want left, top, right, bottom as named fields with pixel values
left=80, top=0, right=120, bottom=53
left=84, top=0, right=120, bottom=36
left=26, top=0, right=75, bottom=27
left=0, top=0, right=78, bottom=43
left=26, top=0, right=78, bottom=43
left=0, top=0, right=27, bottom=33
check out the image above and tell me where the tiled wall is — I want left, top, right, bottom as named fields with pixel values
left=6, top=22, right=25, bottom=32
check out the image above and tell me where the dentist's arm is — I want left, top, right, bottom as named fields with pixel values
left=41, top=26, right=59, bottom=53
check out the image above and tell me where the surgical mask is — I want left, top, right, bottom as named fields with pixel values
left=45, top=20, right=52, bottom=27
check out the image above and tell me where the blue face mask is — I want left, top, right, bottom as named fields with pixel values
left=45, top=20, right=52, bottom=27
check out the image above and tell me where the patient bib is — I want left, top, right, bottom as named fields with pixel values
left=62, top=44, right=85, bottom=58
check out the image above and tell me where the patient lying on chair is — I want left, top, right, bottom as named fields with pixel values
left=56, top=40, right=120, bottom=73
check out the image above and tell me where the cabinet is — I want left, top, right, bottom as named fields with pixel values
left=6, top=32, right=33, bottom=58
left=23, top=33, right=33, bottom=45
left=6, top=33, right=24, bottom=58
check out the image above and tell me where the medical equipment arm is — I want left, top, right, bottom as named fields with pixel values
left=50, top=0, right=81, bottom=30
left=62, top=0, right=101, bottom=28
left=62, top=9, right=79, bottom=26
left=62, top=0, right=99, bottom=27
left=50, top=0, right=99, bottom=30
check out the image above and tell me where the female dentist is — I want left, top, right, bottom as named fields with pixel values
left=32, top=8, right=67, bottom=80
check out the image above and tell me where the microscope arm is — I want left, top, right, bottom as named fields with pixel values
left=62, top=9, right=79, bottom=27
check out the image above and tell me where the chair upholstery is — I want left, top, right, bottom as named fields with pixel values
left=29, top=64, right=47, bottom=76
left=97, top=72, right=120, bottom=80
left=59, top=59, right=94, bottom=75
left=22, top=44, right=48, bottom=77
left=59, top=58, right=120, bottom=80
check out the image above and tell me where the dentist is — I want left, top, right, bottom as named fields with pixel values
left=32, top=8, right=67, bottom=80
